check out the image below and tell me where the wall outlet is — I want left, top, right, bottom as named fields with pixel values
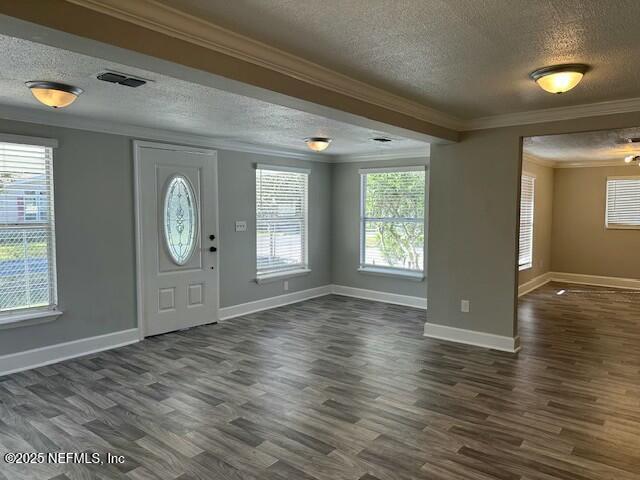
left=235, top=220, right=247, bottom=232
left=461, top=300, right=470, bottom=313
left=283, top=280, right=289, bottom=291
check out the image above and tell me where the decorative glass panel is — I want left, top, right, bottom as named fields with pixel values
left=163, top=175, right=198, bottom=265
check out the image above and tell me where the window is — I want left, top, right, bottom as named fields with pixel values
left=359, top=167, right=425, bottom=275
left=0, top=141, right=57, bottom=314
left=519, top=173, right=535, bottom=270
left=163, top=174, right=198, bottom=265
left=256, top=164, right=309, bottom=278
left=606, top=177, right=640, bottom=229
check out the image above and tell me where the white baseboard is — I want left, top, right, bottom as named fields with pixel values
left=331, top=285, right=427, bottom=309
left=424, top=323, right=520, bottom=353
left=0, top=328, right=139, bottom=377
left=219, top=285, right=333, bottom=320
left=518, top=272, right=552, bottom=297
left=550, top=272, right=640, bottom=290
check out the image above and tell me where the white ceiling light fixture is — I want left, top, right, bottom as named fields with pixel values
left=529, top=64, right=589, bottom=94
left=25, top=81, right=83, bottom=108
left=304, top=137, right=332, bottom=152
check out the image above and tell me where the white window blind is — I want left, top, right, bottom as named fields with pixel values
left=519, top=174, right=535, bottom=269
left=256, top=165, right=308, bottom=275
left=606, top=177, right=640, bottom=229
left=360, top=167, right=425, bottom=272
left=0, top=142, right=57, bottom=313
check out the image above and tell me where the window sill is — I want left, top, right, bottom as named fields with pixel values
left=255, top=268, right=311, bottom=284
left=0, top=308, right=63, bottom=330
left=358, top=267, right=424, bottom=281
left=519, top=263, right=532, bottom=272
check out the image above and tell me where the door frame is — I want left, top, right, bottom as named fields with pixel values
left=133, top=140, right=219, bottom=340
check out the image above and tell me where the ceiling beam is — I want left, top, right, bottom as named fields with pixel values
left=0, top=0, right=459, bottom=143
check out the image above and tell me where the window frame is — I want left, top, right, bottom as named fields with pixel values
left=358, top=166, right=426, bottom=279
left=605, top=176, right=640, bottom=230
left=518, top=172, right=535, bottom=271
left=255, top=164, right=310, bottom=283
left=0, top=136, right=61, bottom=327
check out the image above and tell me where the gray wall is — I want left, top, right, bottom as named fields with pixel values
left=428, top=111, right=640, bottom=339
left=218, top=150, right=331, bottom=307
left=331, top=157, right=428, bottom=297
left=0, top=119, right=137, bottom=356
left=0, top=120, right=331, bottom=356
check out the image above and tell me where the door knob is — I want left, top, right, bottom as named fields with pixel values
left=209, top=246, right=217, bottom=252
left=209, top=234, right=215, bottom=240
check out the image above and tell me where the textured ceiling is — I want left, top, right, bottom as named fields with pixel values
left=524, top=127, right=640, bottom=163
left=0, top=34, right=426, bottom=156
left=155, top=0, right=640, bottom=119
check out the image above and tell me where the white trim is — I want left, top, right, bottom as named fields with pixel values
left=0, top=133, right=58, bottom=148
left=522, top=153, right=556, bottom=168
left=334, top=148, right=430, bottom=163
left=255, top=268, right=311, bottom=284
left=133, top=141, right=220, bottom=339
left=219, top=285, right=332, bottom=320
left=331, top=284, right=427, bottom=309
left=550, top=272, right=640, bottom=290
left=523, top=152, right=636, bottom=169
left=466, top=96, right=640, bottom=131
left=424, top=323, right=520, bottom=353
left=357, top=267, right=424, bottom=281
left=554, top=159, right=633, bottom=169
left=0, top=105, right=326, bottom=162
left=0, top=328, right=139, bottom=377
left=0, top=308, right=63, bottom=330
left=255, top=163, right=311, bottom=174
left=358, top=165, right=426, bottom=174
left=518, top=272, right=553, bottom=296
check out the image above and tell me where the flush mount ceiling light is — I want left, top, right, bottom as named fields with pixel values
left=304, top=137, right=332, bottom=152
left=529, top=64, right=588, bottom=94
left=25, top=81, right=83, bottom=108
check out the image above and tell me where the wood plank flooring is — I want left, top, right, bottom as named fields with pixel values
left=1, top=283, right=639, bottom=479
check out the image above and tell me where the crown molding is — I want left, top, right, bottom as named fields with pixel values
left=0, top=104, right=428, bottom=163
left=0, top=104, right=332, bottom=161
left=466, top=97, right=640, bottom=131
left=522, top=152, right=634, bottom=169
left=65, top=0, right=464, bottom=132
left=522, top=152, right=557, bottom=168
left=332, top=147, right=430, bottom=163
left=554, top=159, right=635, bottom=169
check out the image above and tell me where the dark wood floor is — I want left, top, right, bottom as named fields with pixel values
left=1, top=283, right=639, bottom=480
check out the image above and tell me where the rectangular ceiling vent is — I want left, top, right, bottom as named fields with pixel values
left=96, top=71, right=148, bottom=88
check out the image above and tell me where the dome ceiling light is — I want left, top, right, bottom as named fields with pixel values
left=26, top=81, right=83, bottom=108
left=304, top=137, right=332, bottom=152
left=529, top=64, right=589, bottom=94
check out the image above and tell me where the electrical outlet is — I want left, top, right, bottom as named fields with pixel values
left=461, top=300, right=470, bottom=313
left=235, top=221, right=247, bottom=232
left=283, top=280, right=289, bottom=291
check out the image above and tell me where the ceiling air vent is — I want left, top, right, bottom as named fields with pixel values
left=97, top=71, right=148, bottom=88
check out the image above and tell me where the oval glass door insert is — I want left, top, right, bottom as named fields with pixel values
left=163, top=174, right=198, bottom=265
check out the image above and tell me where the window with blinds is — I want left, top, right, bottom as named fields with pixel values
left=606, top=176, right=640, bottom=229
left=519, top=173, right=535, bottom=269
left=0, top=141, right=57, bottom=313
left=359, top=167, right=425, bottom=272
left=256, top=165, right=309, bottom=276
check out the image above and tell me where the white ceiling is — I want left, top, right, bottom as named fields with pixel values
left=0, top=34, right=428, bottom=157
left=156, top=0, right=640, bottom=119
left=524, top=127, right=640, bottom=163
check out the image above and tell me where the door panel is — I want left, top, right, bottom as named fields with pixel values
left=137, top=143, right=218, bottom=337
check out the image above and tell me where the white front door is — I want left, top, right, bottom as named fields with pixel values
left=135, top=142, right=218, bottom=337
